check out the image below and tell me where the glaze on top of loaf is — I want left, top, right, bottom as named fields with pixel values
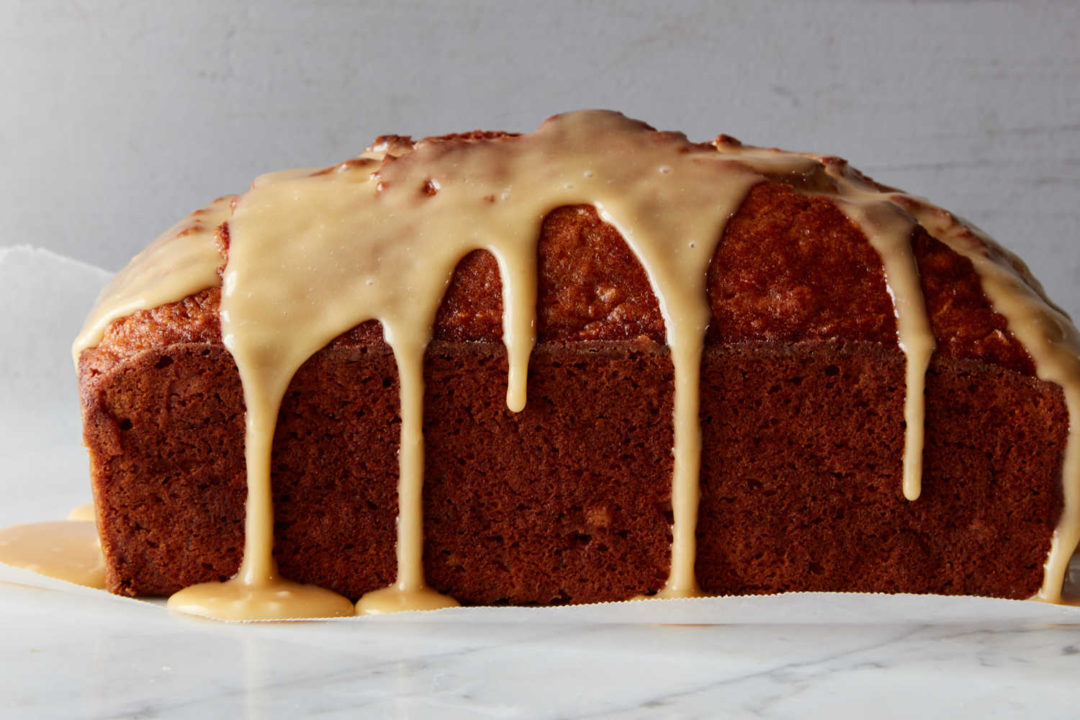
left=80, top=179, right=1035, bottom=379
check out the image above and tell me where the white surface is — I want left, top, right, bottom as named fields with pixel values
left=2, top=585, right=1079, bottom=719
left=3, top=248, right=1080, bottom=717
left=0, top=247, right=105, bottom=528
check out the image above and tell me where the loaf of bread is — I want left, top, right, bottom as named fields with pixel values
left=73, top=111, right=1080, bottom=618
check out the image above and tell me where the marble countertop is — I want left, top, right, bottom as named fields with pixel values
left=2, top=570, right=1079, bottom=719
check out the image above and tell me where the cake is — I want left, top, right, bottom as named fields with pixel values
left=65, top=111, right=1080, bottom=619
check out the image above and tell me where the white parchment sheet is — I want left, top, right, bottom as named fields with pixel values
left=2, top=244, right=1079, bottom=625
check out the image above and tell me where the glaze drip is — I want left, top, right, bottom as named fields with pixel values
left=0, top=522, right=105, bottom=589
left=73, top=195, right=234, bottom=362
left=888, top=195, right=1080, bottom=602
left=712, top=144, right=936, bottom=502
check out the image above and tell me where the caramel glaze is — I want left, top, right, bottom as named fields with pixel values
left=0, top=522, right=104, bottom=589
left=63, top=111, right=1079, bottom=618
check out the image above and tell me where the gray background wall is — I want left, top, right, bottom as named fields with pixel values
left=3, top=0, right=1078, bottom=314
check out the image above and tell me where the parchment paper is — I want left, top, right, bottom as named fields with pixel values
left=2, top=244, right=1079, bottom=625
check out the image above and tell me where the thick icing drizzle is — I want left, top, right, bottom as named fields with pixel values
left=354, top=337, right=460, bottom=615
left=206, top=111, right=772, bottom=614
left=72, top=195, right=234, bottom=363
left=712, top=143, right=936, bottom=502
left=886, top=195, right=1080, bottom=602
left=830, top=196, right=934, bottom=502
left=63, top=110, right=1080, bottom=618
left=0, top=521, right=105, bottom=588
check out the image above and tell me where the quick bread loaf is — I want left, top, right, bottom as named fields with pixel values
left=70, top=111, right=1080, bottom=619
